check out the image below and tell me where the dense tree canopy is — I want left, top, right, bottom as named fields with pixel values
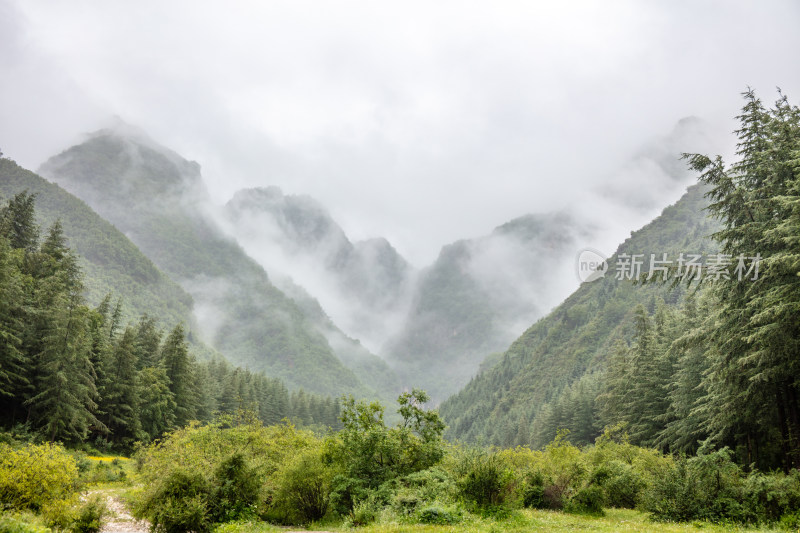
left=0, top=191, right=342, bottom=448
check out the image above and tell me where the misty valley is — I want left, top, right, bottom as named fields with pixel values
left=2, top=86, right=800, bottom=531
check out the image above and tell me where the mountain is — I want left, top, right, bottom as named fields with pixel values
left=38, top=129, right=382, bottom=398
left=439, top=183, right=718, bottom=445
left=0, top=156, right=193, bottom=331
left=224, top=186, right=414, bottom=352
left=385, top=211, right=590, bottom=402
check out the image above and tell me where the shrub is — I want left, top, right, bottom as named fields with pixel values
left=455, top=449, right=511, bottom=509
left=0, top=442, right=80, bottom=512
left=590, top=460, right=643, bottom=508
left=643, top=446, right=748, bottom=523
left=349, top=497, right=379, bottom=526
left=328, top=475, right=367, bottom=517
left=389, top=467, right=457, bottom=516
left=781, top=511, right=800, bottom=530
left=211, top=454, right=260, bottom=522
left=71, top=495, right=108, bottom=533
left=40, top=496, right=78, bottom=531
left=521, top=472, right=547, bottom=509
left=565, top=485, right=605, bottom=515
left=417, top=505, right=461, bottom=524
left=743, top=470, right=800, bottom=523
left=270, top=448, right=332, bottom=524
left=133, top=469, right=212, bottom=533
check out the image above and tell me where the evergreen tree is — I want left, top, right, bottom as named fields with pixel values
left=685, top=89, right=800, bottom=469
left=103, top=327, right=141, bottom=444
left=134, top=315, right=162, bottom=369
left=137, top=366, right=176, bottom=440
left=160, top=324, right=196, bottom=427
left=656, top=295, right=712, bottom=455
left=0, top=191, right=39, bottom=253
left=0, top=235, right=26, bottom=405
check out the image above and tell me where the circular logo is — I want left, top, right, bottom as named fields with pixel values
left=575, top=248, right=609, bottom=283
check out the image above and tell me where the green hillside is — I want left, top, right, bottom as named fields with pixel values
left=38, top=132, right=373, bottom=398
left=386, top=212, right=585, bottom=402
left=440, top=183, right=719, bottom=446
left=0, top=157, right=193, bottom=329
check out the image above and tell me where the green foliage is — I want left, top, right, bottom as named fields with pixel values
left=0, top=513, right=51, bottom=533
left=327, top=389, right=446, bottom=505
left=743, top=470, right=800, bottom=524
left=0, top=442, right=79, bottom=512
left=454, top=449, right=511, bottom=509
left=644, top=446, right=748, bottom=523
left=70, top=495, right=108, bottom=533
left=565, top=485, right=605, bottom=516
left=0, top=158, right=193, bottom=332
left=327, top=475, right=367, bottom=518
left=389, top=467, right=457, bottom=516
left=133, top=469, right=212, bottom=533
left=521, top=472, right=547, bottom=509
left=417, top=504, right=462, bottom=524
left=589, top=460, right=643, bottom=509
left=348, top=497, right=380, bottom=526
left=80, top=461, right=127, bottom=484
left=268, top=447, right=332, bottom=524
left=211, top=454, right=260, bottom=522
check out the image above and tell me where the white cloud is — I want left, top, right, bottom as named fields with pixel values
left=2, top=0, right=799, bottom=264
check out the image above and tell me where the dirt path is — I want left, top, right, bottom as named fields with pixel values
left=85, top=489, right=149, bottom=533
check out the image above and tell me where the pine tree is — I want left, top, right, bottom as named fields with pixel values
left=656, top=295, right=712, bottom=455
left=24, top=223, right=103, bottom=441
left=103, top=327, right=141, bottom=444
left=0, top=191, right=39, bottom=253
left=685, top=89, right=800, bottom=469
left=160, top=324, right=196, bottom=427
left=0, top=235, right=26, bottom=406
left=134, top=315, right=162, bottom=369
left=137, top=366, right=176, bottom=440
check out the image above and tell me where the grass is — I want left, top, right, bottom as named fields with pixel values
left=213, top=509, right=787, bottom=532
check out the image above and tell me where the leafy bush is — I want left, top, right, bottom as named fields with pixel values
left=521, top=472, right=547, bottom=509
left=326, top=390, right=446, bottom=498
left=133, top=420, right=317, bottom=527
left=70, top=495, right=108, bottom=533
left=133, top=469, right=212, bottom=533
left=0, top=442, right=80, bottom=512
left=417, top=505, right=461, bottom=524
left=643, top=446, right=748, bottom=523
left=743, top=469, right=800, bottom=523
left=328, top=475, right=367, bottom=517
left=349, top=497, right=379, bottom=526
left=565, top=485, right=605, bottom=516
left=455, top=449, right=511, bottom=509
left=211, top=454, right=260, bottom=522
left=270, top=447, right=331, bottom=524
left=781, top=511, right=800, bottom=530
left=590, top=460, right=643, bottom=508
left=388, top=467, right=457, bottom=517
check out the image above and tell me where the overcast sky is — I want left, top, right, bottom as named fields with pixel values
left=1, top=0, right=799, bottom=265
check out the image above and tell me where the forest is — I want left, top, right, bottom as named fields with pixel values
left=1, top=90, right=799, bottom=532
